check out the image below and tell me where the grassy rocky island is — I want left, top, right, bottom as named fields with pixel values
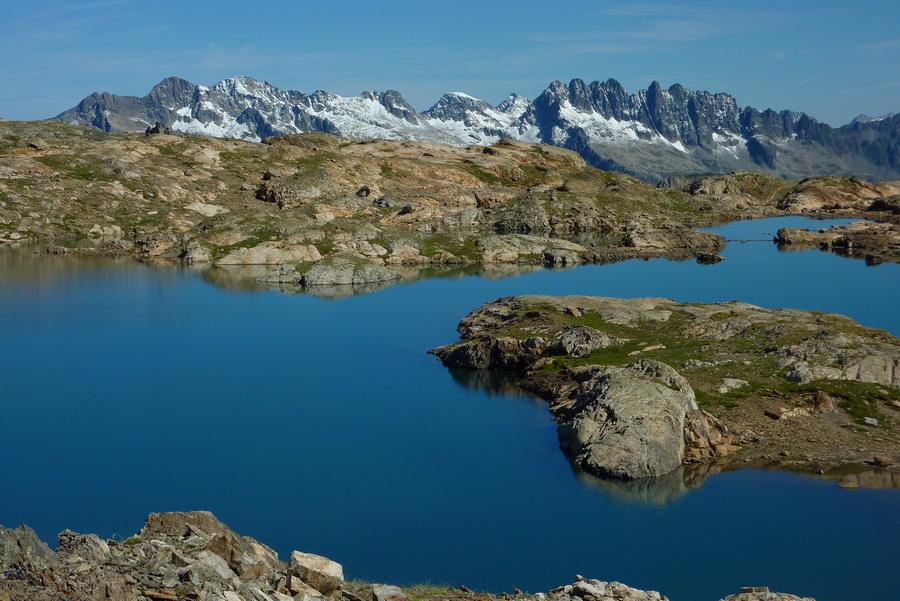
left=0, top=120, right=899, bottom=296
left=0, top=511, right=815, bottom=601
left=432, top=296, right=899, bottom=481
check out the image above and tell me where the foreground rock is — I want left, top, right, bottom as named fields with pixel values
left=431, top=296, right=899, bottom=480
left=775, top=220, right=900, bottom=264
left=0, top=512, right=816, bottom=601
left=1, top=121, right=898, bottom=295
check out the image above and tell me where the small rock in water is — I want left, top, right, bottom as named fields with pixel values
left=695, top=252, right=723, bottom=264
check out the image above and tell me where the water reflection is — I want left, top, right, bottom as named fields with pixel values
left=575, top=462, right=726, bottom=506
left=200, top=262, right=546, bottom=298
left=2, top=217, right=899, bottom=601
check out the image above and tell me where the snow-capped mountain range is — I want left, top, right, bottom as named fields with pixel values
left=54, top=76, right=900, bottom=182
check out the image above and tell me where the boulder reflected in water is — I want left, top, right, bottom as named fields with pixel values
left=574, top=462, right=724, bottom=506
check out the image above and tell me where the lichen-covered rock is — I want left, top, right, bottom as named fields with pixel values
left=289, top=551, right=343, bottom=598
left=548, top=326, right=622, bottom=357
left=371, top=584, right=408, bottom=601
left=478, top=234, right=586, bottom=264
left=57, top=529, right=110, bottom=561
left=0, top=524, right=52, bottom=571
left=217, top=243, right=322, bottom=265
left=299, top=255, right=400, bottom=287
left=557, top=360, right=700, bottom=479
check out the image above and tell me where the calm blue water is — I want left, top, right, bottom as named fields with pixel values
left=1, top=217, right=898, bottom=601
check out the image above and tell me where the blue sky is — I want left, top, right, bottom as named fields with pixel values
left=1, top=0, right=898, bottom=125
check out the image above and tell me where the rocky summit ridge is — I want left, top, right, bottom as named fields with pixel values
left=53, top=76, right=900, bottom=182
left=0, top=510, right=816, bottom=601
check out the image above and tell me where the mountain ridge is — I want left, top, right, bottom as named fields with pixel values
left=54, top=75, right=900, bottom=182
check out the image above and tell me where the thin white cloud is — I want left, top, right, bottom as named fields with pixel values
left=859, top=39, right=900, bottom=53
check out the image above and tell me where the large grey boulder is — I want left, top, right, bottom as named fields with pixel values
left=558, top=360, right=700, bottom=480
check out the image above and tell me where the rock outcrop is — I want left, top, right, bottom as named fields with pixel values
left=0, top=513, right=818, bottom=601
left=0, top=511, right=334, bottom=601
left=775, top=220, right=900, bottom=264
left=432, top=296, right=900, bottom=479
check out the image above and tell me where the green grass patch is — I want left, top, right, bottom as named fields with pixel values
left=780, top=379, right=897, bottom=424
left=206, top=227, right=280, bottom=259
left=34, top=154, right=117, bottom=182
left=402, top=584, right=460, bottom=601
left=463, top=163, right=503, bottom=185
left=0, top=134, right=20, bottom=153
left=313, top=238, right=335, bottom=255
left=519, top=164, right=548, bottom=186
left=296, top=153, right=331, bottom=172
left=418, top=233, right=482, bottom=261
left=157, top=141, right=191, bottom=158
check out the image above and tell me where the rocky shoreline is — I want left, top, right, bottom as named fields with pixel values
left=0, top=511, right=815, bottom=601
left=2, top=121, right=899, bottom=295
left=431, top=296, right=899, bottom=481
left=775, top=220, right=900, bottom=264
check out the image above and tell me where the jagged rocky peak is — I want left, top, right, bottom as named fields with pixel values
left=852, top=113, right=896, bottom=124
left=425, top=91, right=495, bottom=121
left=361, top=89, right=420, bottom=124
left=496, top=92, right=530, bottom=114
left=147, top=76, right=197, bottom=104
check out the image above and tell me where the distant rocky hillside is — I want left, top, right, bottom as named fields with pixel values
left=54, top=76, right=900, bottom=182
left=2, top=120, right=899, bottom=298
